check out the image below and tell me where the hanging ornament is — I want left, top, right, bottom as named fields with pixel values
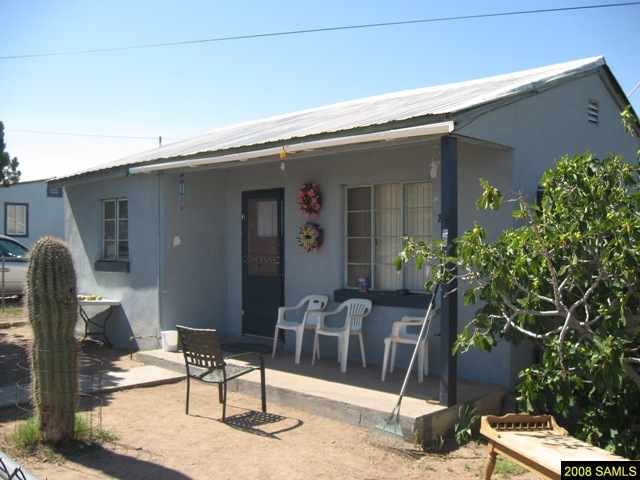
left=279, top=146, right=288, bottom=171
left=178, top=173, right=185, bottom=211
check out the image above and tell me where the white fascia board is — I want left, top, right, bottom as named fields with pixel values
left=129, top=121, right=454, bottom=174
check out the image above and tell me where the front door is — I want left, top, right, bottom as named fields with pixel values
left=242, top=188, right=284, bottom=337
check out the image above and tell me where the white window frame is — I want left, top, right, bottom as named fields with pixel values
left=4, top=203, right=28, bottom=237
left=102, top=198, right=128, bottom=261
left=344, top=180, right=432, bottom=292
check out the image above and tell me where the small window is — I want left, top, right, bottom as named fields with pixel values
left=587, top=99, right=599, bottom=125
left=47, top=183, right=63, bottom=197
left=5, top=203, right=28, bottom=237
left=102, top=198, right=128, bottom=261
left=345, top=182, right=432, bottom=292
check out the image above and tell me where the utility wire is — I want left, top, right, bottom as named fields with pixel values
left=2, top=1, right=639, bottom=60
left=11, top=129, right=161, bottom=140
left=629, top=80, right=640, bottom=97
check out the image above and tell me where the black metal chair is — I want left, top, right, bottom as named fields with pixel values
left=176, top=325, right=267, bottom=421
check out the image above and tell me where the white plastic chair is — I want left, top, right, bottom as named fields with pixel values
left=381, top=316, right=431, bottom=383
left=312, top=299, right=372, bottom=373
left=272, top=295, right=329, bottom=364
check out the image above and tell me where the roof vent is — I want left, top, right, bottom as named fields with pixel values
left=587, top=99, right=599, bottom=125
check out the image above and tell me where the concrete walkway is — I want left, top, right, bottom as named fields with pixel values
left=0, top=365, right=184, bottom=408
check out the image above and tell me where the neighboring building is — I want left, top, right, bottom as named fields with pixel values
left=53, top=56, right=639, bottom=389
left=0, top=179, right=65, bottom=247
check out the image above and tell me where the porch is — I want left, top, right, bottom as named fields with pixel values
left=150, top=132, right=516, bottom=394
left=135, top=348, right=505, bottom=445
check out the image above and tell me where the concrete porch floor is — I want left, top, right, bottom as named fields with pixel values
left=135, top=349, right=505, bottom=445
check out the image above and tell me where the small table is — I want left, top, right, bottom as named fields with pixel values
left=78, top=299, right=120, bottom=347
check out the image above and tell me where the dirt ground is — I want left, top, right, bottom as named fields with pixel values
left=0, top=382, right=537, bottom=480
left=0, top=307, right=142, bottom=388
left=1, top=308, right=536, bottom=480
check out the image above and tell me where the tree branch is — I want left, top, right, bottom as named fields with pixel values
left=514, top=280, right=556, bottom=306
left=518, top=193, right=567, bottom=312
left=499, top=292, right=561, bottom=317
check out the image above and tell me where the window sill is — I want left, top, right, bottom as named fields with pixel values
left=94, top=260, right=130, bottom=273
left=333, top=289, right=430, bottom=309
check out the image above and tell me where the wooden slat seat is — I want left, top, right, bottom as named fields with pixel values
left=480, top=414, right=627, bottom=480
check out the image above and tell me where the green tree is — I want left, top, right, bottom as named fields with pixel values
left=0, top=121, right=21, bottom=186
left=398, top=152, right=640, bottom=457
left=622, top=105, right=640, bottom=158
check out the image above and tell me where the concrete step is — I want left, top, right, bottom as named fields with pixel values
left=0, top=365, right=184, bottom=409
left=135, top=349, right=505, bottom=445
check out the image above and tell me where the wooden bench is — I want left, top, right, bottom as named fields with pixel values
left=480, top=413, right=627, bottom=480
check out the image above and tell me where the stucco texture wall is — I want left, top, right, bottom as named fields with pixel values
left=65, top=173, right=160, bottom=350
left=0, top=180, right=63, bottom=247
left=158, top=171, right=227, bottom=332
left=458, top=70, right=640, bottom=386
left=458, top=71, right=639, bottom=197
left=210, top=140, right=514, bottom=386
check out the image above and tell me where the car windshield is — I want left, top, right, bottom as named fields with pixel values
left=0, top=239, right=28, bottom=259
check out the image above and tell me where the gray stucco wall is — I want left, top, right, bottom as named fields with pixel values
left=0, top=180, right=64, bottom=246
left=459, top=70, right=639, bottom=196
left=207, top=139, right=514, bottom=385
left=222, top=144, right=439, bottom=367
left=65, top=173, right=161, bottom=349
left=458, top=69, right=640, bottom=386
left=158, top=171, right=227, bottom=332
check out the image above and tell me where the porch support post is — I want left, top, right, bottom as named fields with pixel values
left=439, top=135, right=458, bottom=407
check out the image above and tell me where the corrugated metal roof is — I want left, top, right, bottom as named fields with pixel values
left=60, top=56, right=605, bottom=180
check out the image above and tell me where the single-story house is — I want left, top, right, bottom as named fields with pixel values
left=0, top=178, right=64, bottom=247
left=53, top=56, right=639, bottom=394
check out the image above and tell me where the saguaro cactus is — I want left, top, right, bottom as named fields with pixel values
left=28, top=236, right=78, bottom=443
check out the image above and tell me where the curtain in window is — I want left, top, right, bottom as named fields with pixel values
left=6, top=204, right=27, bottom=236
left=374, top=184, right=402, bottom=290
left=346, top=182, right=433, bottom=292
left=403, top=182, right=432, bottom=292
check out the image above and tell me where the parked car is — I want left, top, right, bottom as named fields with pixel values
left=0, top=235, right=29, bottom=297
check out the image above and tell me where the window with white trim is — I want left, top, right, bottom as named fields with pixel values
left=102, top=198, right=128, bottom=261
left=5, top=203, right=28, bottom=237
left=345, top=182, right=432, bottom=291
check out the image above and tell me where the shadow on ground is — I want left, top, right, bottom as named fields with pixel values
left=190, top=403, right=304, bottom=440
left=1, top=301, right=140, bottom=417
left=223, top=409, right=304, bottom=439
left=62, top=444, right=192, bottom=480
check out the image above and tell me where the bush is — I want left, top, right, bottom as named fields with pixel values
left=399, top=153, right=640, bottom=458
left=6, top=414, right=117, bottom=456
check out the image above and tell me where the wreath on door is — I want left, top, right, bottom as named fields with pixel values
left=297, top=223, right=323, bottom=252
left=297, top=183, right=322, bottom=218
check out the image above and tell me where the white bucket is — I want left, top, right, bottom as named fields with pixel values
left=160, top=330, right=178, bottom=352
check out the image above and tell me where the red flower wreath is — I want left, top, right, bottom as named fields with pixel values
left=297, top=182, right=322, bottom=218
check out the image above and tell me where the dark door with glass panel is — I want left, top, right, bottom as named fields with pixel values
left=242, top=189, right=284, bottom=337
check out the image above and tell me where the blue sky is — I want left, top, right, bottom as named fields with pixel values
left=1, top=0, right=639, bottom=180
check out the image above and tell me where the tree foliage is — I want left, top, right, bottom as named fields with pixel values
left=398, top=152, right=640, bottom=457
left=0, top=121, right=21, bottom=186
